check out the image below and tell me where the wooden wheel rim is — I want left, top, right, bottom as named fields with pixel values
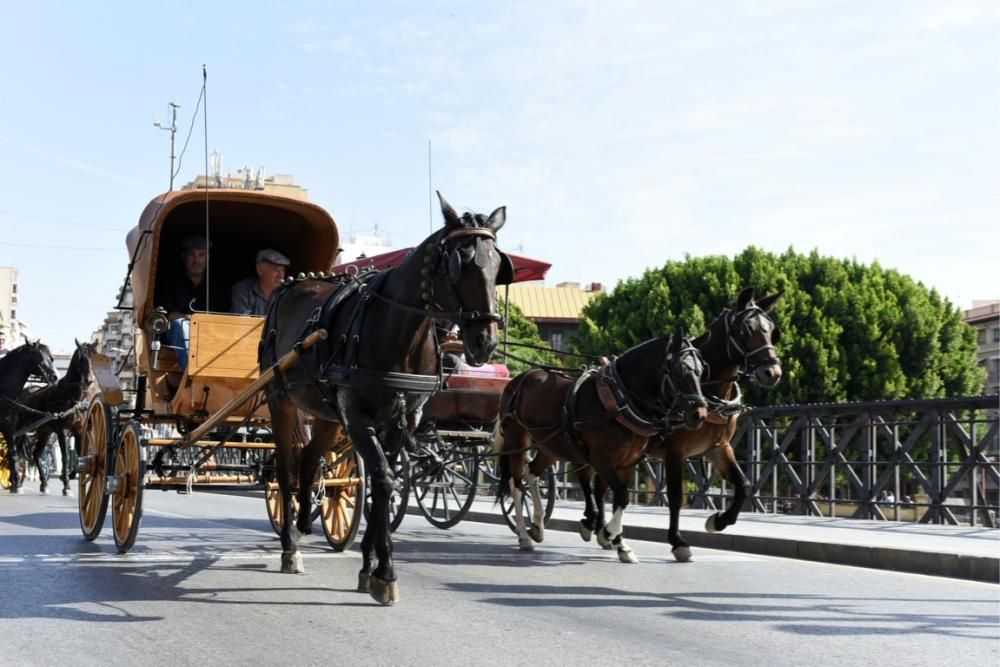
left=265, top=484, right=299, bottom=533
left=112, top=426, right=140, bottom=543
left=79, top=401, right=107, bottom=533
left=0, top=436, right=10, bottom=490
left=321, top=455, right=359, bottom=542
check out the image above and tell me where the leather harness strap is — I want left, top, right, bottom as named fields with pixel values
left=594, top=359, right=663, bottom=438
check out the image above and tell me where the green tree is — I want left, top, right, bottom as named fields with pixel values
left=573, top=247, right=984, bottom=405
left=493, top=297, right=559, bottom=374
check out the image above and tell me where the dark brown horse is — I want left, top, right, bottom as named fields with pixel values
left=261, top=192, right=511, bottom=605
left=0, top=340, right=58, bottom=493
left=586, top=287, right=783, bottom=561
left=17, top=340, right=95, bottom=496
left=495, top=330, right=708, bottom=563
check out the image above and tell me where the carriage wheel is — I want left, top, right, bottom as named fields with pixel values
left=363, top=449, right=410, bottom=533
left=412, top=437, right=480, bottom=530
left=264, top=482, right=300, bottom=535
left=0, top=435, right=10, bottom=490
left=111, top=422, right=145, bottom=553
left=78, top=397, right=111, bottom=541
left=500, top=468, right=556, bottom=534
left=319, top=448, right=365, bottom=551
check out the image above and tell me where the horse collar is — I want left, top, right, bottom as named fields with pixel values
left=595, top=358, right=663, bottom=438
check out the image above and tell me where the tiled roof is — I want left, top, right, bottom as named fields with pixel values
left=504, top=285, right=599, bottom=321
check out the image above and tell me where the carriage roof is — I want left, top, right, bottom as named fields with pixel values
left=125, top=189, right=339, bottom=325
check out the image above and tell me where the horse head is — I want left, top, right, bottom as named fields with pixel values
left=664, top=328, right=709, bottom=429
left=433, top=192, right=513, bottom=366
left=725, top=287, right=783, bottom=388
left=73, top=338, right=96, bottom=384
left=24, top=339, right=58, bottom=384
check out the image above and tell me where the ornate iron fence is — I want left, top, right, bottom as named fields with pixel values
left=579, top=396, right=999, bottom=527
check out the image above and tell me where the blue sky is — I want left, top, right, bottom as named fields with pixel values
left=1, top=0, right=997, bottom=351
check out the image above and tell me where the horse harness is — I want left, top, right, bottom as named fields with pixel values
left=262, top=225, right=510, bottom=405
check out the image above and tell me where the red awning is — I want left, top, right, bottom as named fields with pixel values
left=333, top=248, right=550, bottom=284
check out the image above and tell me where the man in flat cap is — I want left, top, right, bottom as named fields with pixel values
left=231, top=248, right=291, bottom=316
left=154, top=236, right=226, bottom=372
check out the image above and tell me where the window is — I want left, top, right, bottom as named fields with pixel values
left=993, top=327, right=1000, bottom=343
left=978, top=329, right=987, bottom=345
left=550, top=331, right=564, bottom=351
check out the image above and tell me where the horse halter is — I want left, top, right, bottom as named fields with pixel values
left=659, top=341, right=709, bottom=414
left=723, top=306, right=781, bottom=375
left=421, top=226, right=512, bottom=325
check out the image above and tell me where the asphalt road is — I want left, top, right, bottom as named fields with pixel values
left=1, top=484, right=997, bottom=666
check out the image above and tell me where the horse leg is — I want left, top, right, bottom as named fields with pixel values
left=704, top=443, right=749, bottom=533
left=525, top=455, right=550, bottom=544
left=598, top=468, right=638, bottom=564
left=593, top=475, right=613, bottom=550
left=4, top=427, right=21, bottom=494
left=663, top=449, right=692, bottom=562
left=31, top=434, right=49, bottom=494
left=295, top=420, right=341, bottom=537
left=57, top=431, right=71, bottom=495
left=351, top=424, right=399, bottom=605
left=576, top=466, right=598, bottom=542
left=271, top=401, right=304, bottom=574
left=497, top=422, right=534, bottom=551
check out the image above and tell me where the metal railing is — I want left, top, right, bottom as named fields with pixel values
left=553, top=395, right=999, bottom=528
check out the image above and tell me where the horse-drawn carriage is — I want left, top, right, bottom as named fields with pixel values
left=77, top=189, right=364, bottom=552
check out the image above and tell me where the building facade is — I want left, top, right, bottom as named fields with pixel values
left=0, top=266, right=26, bottom=344
left=91, top=285, right=136, bottom=401
left=504, top=282, right=603, bottom=351
left=964, top=300, right=1000, bottom=396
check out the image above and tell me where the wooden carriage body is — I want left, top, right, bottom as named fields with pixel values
left=123, top=189, right=340, bottom=422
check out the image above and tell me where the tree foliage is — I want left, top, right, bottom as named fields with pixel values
left=573, top=247, right=984, bottom=405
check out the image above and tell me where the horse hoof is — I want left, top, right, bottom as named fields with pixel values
left=280, top=551, right=304, bottom=574
left=357, top=572, right=371, bottom=593
left=617, top=548, right=639, bottom=564
left=10, top=487, right=22, bottom=495
left=579, top=521, right=593, bottom=542
left=39, top=486, right=48, bottom=495
left=597, top=531, right=614, bottom=550
left=705, top=514, right=720, bottom=533
left=672, top=546, right=693, bottom=562
left=518, top=537, right=534, bottom=551
left=369, top=576, right=400, bottom=606
left=528, top=525, right=544, bottom=543
left=62, top=489, right=73, bottom=497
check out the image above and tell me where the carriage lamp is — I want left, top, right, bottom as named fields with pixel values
left=144, top=309, right=170, bottom=336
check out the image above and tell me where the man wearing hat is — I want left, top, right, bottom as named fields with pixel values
left=231, top=248, right=291, bottom=316
left=154, top=236, right=225, bottom=372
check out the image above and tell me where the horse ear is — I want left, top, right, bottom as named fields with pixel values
left=437, top=191, right=462, bottom=229
left=756, top=290, right=784, bottom=313
left=75, top=338, right=82, bottom=348
left=486, top=206, right=506, bottom=233
left=735, top=287, right=755, bottom=309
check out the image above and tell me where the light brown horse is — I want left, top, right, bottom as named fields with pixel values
left=495, top=331, right=708, bottom=563
left=585, top=287, right=783, bottom=561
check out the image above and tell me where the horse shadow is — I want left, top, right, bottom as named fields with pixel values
left=441, top=582, right=997, bottom=640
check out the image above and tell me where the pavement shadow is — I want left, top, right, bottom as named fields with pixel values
left=443, top=582, right=997, bottom=640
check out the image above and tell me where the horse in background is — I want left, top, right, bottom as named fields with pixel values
left=16, top=340, right=96, bottom=495
left=0, top=340, right=59, bottom=493
left=495, top=330, right=708, bottom=563
left=585, top=287, right=783, bottom=561
left=262, top=192, right=511, bottom=605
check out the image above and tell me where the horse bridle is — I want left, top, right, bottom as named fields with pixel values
left=421, top=226, right=511, bottom=326
left=723, top=306, right=781, bottom=376
left=657, top=341, right=709, bottom=416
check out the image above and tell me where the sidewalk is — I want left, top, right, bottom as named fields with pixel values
left=452, top=498, right=1000, bottom=583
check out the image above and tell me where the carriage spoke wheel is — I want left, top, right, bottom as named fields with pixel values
left=265, top=482, right=301, bottom=536
left=78, top=397, right=111, bottom=541
left=320, top=448, right=365, bottom=551
left=363, top=449, right=410, bottom=533
left=500, top=468, right=557, bottom=534
left=111, top=422, right=144, bottom=553
left=412, top=438, right=480, bottom=530
left=0, top=435, right=11, bottom=490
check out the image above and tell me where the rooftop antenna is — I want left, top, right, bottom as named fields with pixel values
left=428, top=139, right=433, bottom=232
left=154, top=101, right=180, bottom=191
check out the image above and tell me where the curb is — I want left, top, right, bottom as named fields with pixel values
left=452, top=508, right=1000, bottom=584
